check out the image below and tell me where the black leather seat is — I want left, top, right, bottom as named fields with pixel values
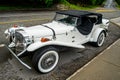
left=77, top=17, right=94, bottom=35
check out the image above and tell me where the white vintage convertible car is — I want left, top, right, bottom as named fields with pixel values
left=4, top=10, right=109, bottom=73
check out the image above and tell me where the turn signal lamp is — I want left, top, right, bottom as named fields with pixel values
left=13, top=24, right=18, bottom=28
left=41, top=38, right=50, bottom=42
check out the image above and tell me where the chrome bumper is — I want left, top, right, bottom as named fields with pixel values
left=5, top=45, right=32, bottom=69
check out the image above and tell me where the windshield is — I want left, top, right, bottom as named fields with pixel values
left=54, top=13, right=77, bottom=26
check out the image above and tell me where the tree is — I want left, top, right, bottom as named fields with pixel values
left=115, top=0, right=120, bottom=5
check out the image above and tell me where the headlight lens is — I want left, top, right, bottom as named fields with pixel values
left=14, top=32, right=27, bottom=54
left=15, top=32, right=25, bottom=43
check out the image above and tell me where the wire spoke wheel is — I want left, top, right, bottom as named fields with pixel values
left=97, top=32, right=105, bottom=46
left=39, top=51, right=58, bottom=72
left=32, top=47, right=59, bottom=73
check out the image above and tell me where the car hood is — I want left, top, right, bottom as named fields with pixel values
left=22, top=21, right=74, bottom=37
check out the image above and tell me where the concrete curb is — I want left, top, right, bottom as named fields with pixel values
left=110, top=17, right=120, bottom=28
left=110, top=21, right=120, bottom=28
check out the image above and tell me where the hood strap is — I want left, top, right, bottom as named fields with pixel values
left=41, top=24, right=56, bottom=40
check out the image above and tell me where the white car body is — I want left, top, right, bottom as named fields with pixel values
left=4, top=10, right=109, bottom=73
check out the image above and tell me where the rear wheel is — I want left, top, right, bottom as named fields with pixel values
left=93, top=31, right=105, bottom=47
left=32, top=47, right=59, bottom=73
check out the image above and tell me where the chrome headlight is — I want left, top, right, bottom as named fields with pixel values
left=15, top=32, right=25, bottom=43
left=24, top=36, right=33, bottom=45
left=14, top=32, right=27, bottom=53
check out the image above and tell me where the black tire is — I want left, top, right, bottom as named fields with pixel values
left=32, top=47, right=59, bottom=73
left=93, top=31, right=105, bottom=47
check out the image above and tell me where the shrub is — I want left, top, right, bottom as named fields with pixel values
left=65, top=0, right=105, bottom=6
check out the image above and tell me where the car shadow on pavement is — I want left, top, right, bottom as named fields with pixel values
left=0, top=46, right=11, bottom=64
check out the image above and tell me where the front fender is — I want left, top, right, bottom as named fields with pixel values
left=27, top=41, right=85, bottom=52
left=90, top=28, right=105, bottom=42
left=4, top=28, right=15, bottom=39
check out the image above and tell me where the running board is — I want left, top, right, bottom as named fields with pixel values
left=5, top=45, right=32, bottom=70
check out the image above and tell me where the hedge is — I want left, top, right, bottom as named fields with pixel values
left=0, top=0, right=105, bottom=7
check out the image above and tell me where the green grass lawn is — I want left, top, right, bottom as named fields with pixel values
left=61, top=0, right=97, bottom=10
left=67, top=3, right=97, bottom=10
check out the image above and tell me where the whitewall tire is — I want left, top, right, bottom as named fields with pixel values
left=32, top=47, right=59, bottom=73
left=93, top=31, right=105, bottom=47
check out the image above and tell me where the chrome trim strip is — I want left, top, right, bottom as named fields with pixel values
left=41, top=24, right=56, bottom=39
left=5, top=45, right=32, bottom=69
left=17, top=49, right=27, bottom=57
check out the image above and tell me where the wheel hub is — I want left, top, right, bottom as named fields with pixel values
left=46, top=57, right=54, bottom=66
left=41, top=54, right=56, bottom=69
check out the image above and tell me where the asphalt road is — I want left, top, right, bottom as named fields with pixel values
left=0, top=9, right=120, bottom=80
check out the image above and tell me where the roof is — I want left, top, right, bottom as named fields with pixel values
left=56, top=10, right=102, bottom=17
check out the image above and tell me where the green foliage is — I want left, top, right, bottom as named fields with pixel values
left=39, top=0, right=53, bottom=7
left=60, top=0, right=97, bottom=10
left=36, top=0, right=60, bottom=7
left=90, top=0, right=105, bottom=5
left=64, top=0, right=105, bottom=6
left=115, top=0, right=120, bottom=5
left=90, top=0, right=96, bottom=5
left=95, top=0, right=105, bottom=5
left=0, top=0, right=105, bottom=8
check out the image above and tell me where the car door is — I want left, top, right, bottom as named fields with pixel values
left=69, top=17, right=94, bottom=45
left=67, top=27, right=89, bottom=45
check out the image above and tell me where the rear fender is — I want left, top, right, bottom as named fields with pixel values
left=27, top=41, right=85, bottom=52
left=102, top=19, right=110, bottom=29
left=90, top=28, right=106, bottom=42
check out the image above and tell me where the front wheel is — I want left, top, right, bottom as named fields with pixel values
left=32, top=47, right=59, bottom=73
left=93, top=31, right=105, bottom=47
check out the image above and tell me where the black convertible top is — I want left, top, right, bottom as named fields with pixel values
left=56, top=10, right=102, bottom=17
left=56, top=10, right=103, bottom=35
